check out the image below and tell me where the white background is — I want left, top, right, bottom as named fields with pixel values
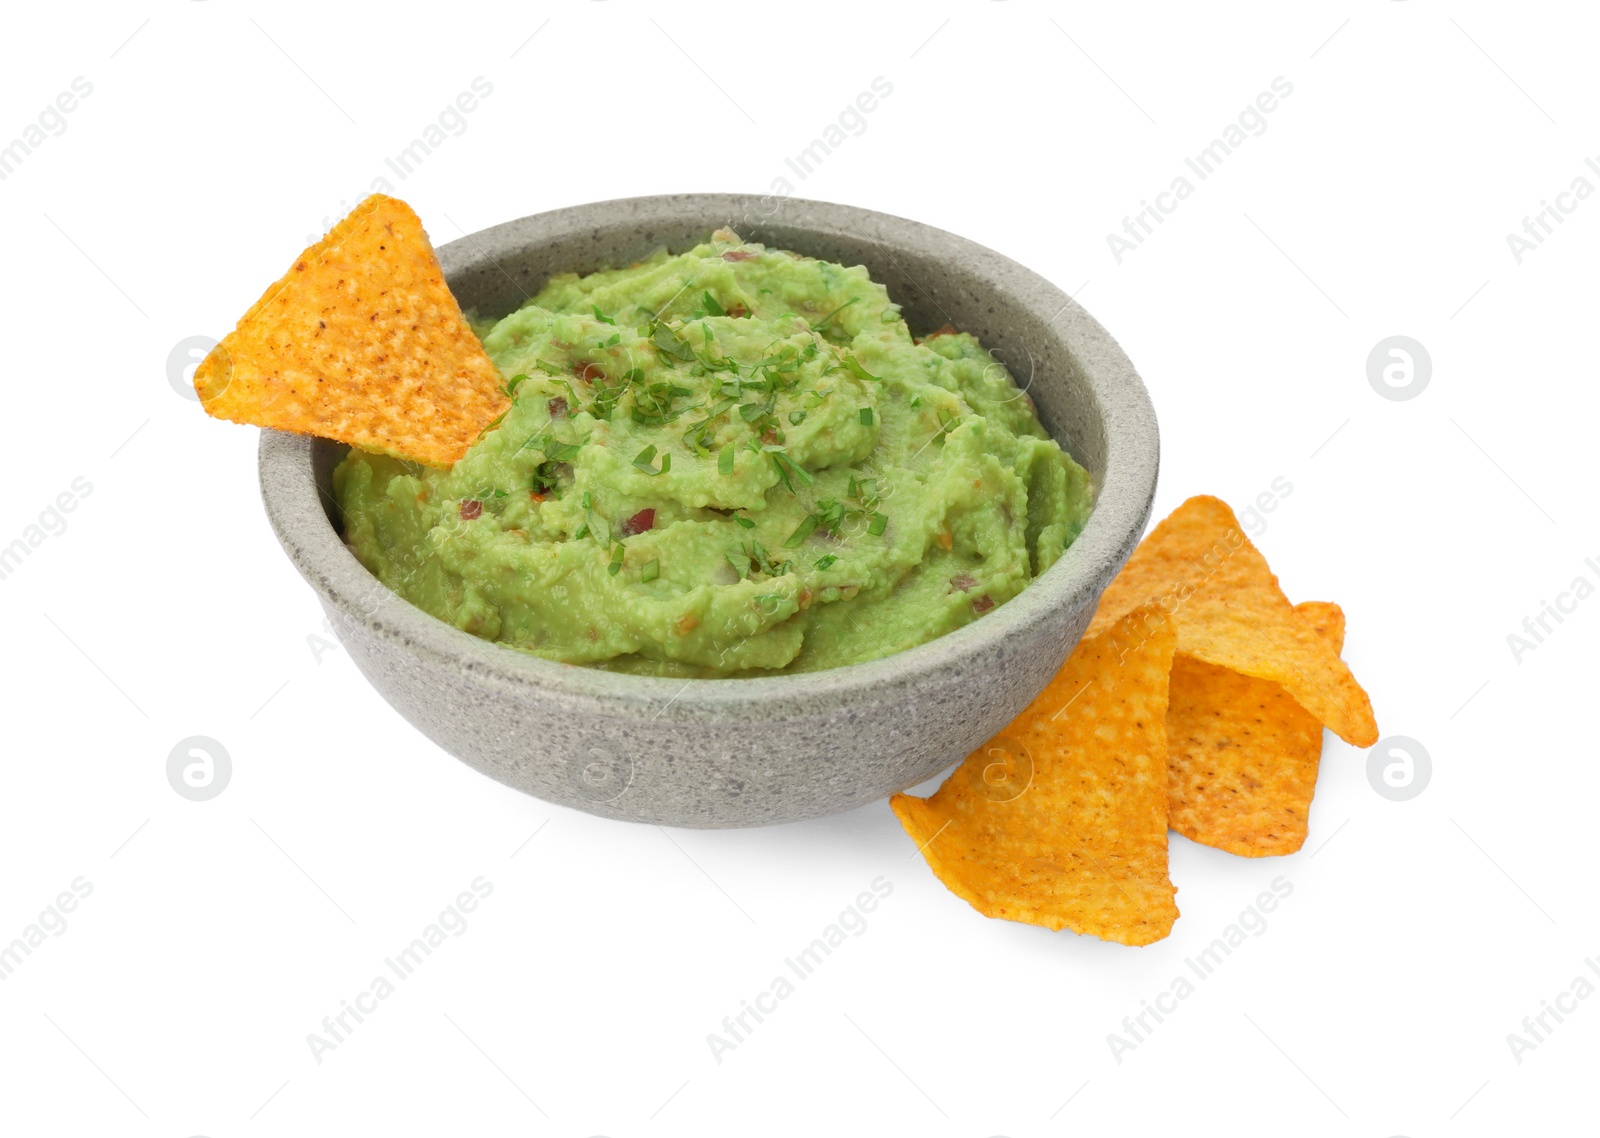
left=1, top=2, right=1595, bottom=1134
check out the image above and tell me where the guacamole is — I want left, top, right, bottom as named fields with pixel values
left=333, top=230, right=1092, bottom=676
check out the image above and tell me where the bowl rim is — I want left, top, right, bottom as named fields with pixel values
left=258, top=193, right=1158, bottom=723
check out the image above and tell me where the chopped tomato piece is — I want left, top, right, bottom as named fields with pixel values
left=619, top=508, right=655, bottom=537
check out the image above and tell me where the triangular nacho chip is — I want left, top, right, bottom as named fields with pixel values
left=1086, top=496, right=1377, bottom=747
left=1295, top=599, right=1346, bottom=649
left=891, top=607, right=1179, bottom=946
left=1166, top=600, right=1346, bottom=857
left=194, top=194, right=507, bottom=467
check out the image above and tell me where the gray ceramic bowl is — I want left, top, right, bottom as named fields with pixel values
left=258, top=194, right=1157, bottom=827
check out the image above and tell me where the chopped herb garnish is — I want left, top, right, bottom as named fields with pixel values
left=608, top=544, right=624, bottom=575
left=733, top=513, right=755, bottom=529
left=784, top=514, right=820, bottom=548
left=814, top=554, right=839, bottom=570
left=681, top=424, right=711, bottom=456
left=718, top=446, right=735, bottom=475
left=810, top=296, right=860, bottom=334
left=501, top=373, right=528, bottom=399
left=650, top=320, right=696, bottom=362
left=770, top=452, right=812, bottom=492
left=726, top=552, right=749, bottom=580
left=601, top=332, right=621, bottom=347
left=633, top=445, right=671, bottom=475
left=770, top=453, right=795, bottom=493
left=473, top=410, right=507, bottom=442
left=842, top=354, right=881, bottom=383
left=592, top=305, right=615, bottom=325
left=788, top=410, right=807, bottom=426
left=564, top=366, right=633, bottom=422
left=859, top=407, right=873, bottom=426
left=682, top=412, right=724, bottom=454
left=868, top=512, right=888, bottom=536
left=641, top=558, right=659, bottom=583
left=738, top=540, right=791, bottom=578
left=699, top=290, right=725, bottom=317
left=517, top=432, right=585, bottom=496
left=629, top=377, right=697, bottom=427
left=681, top=393, right=739, bottom=454
left=814, top=498, right=850, bottom=536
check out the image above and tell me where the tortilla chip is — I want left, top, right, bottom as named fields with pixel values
left=1295, top=599, right=1345, bottom=647
left=891, top=606, right=1179, bottom=946
left=194, top=194, right=506, bottom=467
left=1166, top=601, right=1347, bottom=857
left=1086, top=496, right=1377, bottom=747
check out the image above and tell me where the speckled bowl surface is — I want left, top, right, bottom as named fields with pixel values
left=258, top=194, right=1158, bottom=827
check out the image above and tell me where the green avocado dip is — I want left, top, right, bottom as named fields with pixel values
left=333, top=229, right=1093, bottom=677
